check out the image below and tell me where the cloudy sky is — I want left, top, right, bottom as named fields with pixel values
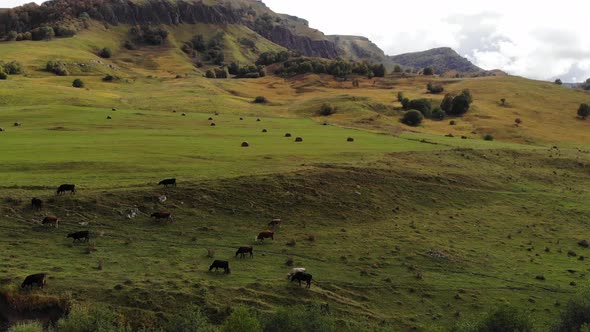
left=5, top=0, right=590, bottom=82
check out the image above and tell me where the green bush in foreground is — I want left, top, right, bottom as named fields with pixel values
left=455, top=305, right=533, bottom=332
left=8, top=321, right=43, bottom=332
left=222, top=307, right=261, bottom=332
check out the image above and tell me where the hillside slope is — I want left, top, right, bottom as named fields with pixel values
left=389, top=47, right=482, bottom=74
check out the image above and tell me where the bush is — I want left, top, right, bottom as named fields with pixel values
left=123, top=40, right=137, bottom=50
left=46, top=60, right=69, bottom=76
left=426, top=82, right=444, bottom=93
left=72, top=79, right=84, bottom=88
left=555, top=78, right=563, bottom=85
left=31, top=26, right=55, bottom=41
left=450, top=94, right=471, bottom=115
left=102, top=74, right=120, bottom=82
left=319, top=103, right=336, bottom=116
left=556, top=290, right=590, bottom=331
left=578, top=103, right=589, bottom=119
left=55, top=303, right=128, bottom=332
left=162, top=306, right=216, bottom=332
left=455, top=305, right=533, bottom=332
left=431, top=107, right=445, bottom=120
left=484, top=134, right=494, bottom=141
left=401, top=98, right=410, bottom=109
left=254, top=96, right=268, bottom=104
left=0, top=72, right=7, bottom=80
left=222, top=307, right=261, bottom=332
left=423, top=67, right=434, bottom=75
left=393, top=65, right=402, bottom=73
left=2, top=61, right=22, bottom=74
left=397, top=91, right=404, bottom=102
left=98, top=47, right=112, bottom=58
left=8, top=321, right=43, bottom=332
left=408, top=98, right=432, bottom=117
left=205, top=70, right=216, bottom=79
left=214, top=68, right=228, bottom=79
left=264, top=305, right=335, bottom=332
left=6, top=31, right=17, bottom=41
left=402, top=110, right=424, bottom=126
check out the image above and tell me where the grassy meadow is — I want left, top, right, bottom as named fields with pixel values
left=0, top=22, right=590, bottom=331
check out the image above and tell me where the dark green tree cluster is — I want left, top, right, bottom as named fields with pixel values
left=182, top=33, right=225, bottom=66
left=46, top=60, right=69, bottom=76
left=255, top=51, right=290, bottom=66
left=273, top=57, right=386, bottom=79
left=129, top=25, right=168, bottom=45
left=402, top=110, right=424, bottom=126
left=229, top=63, right=266, bottom=78
left=423, top=67, right=434, bottom=75
left=440, top=89, right=473, bottom=116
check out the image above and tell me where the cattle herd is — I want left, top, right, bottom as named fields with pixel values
left=20, top=179, right=314, bottom=290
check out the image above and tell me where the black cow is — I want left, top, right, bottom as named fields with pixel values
left=158, top=178, right=176, bottom=187
left=209, top=260, right=230, bottom=274
left=21, top=273, right=46, bottom=289
left=31, top=197, right=43, bottom=210
left=235, top=246, right=253, bottom=258
left=67, top=231, right=89, bottom=243
left=291, top=272, right=313, bottom=289
left=57, top=184, right=76, bottom=195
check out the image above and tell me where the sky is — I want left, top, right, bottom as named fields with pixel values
left=4, top=0, right=590, bottom=82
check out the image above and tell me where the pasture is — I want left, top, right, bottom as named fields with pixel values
left=0, top=24, right=590, bottom=330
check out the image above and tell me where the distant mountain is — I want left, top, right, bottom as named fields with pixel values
left=327, top=35, right=387, bottom=64
left=388, top=47, right=483, bottom=74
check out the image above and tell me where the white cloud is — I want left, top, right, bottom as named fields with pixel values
left=5, top=0, right=590, bottom=82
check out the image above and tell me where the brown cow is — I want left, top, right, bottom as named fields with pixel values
left=151, top=211, right=172, bottom=221
left=256, top=230, right=274, bottom=241
left=42, top=216, right=59, bottom=228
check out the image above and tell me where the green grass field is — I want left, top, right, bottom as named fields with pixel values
left=1, top=22, right=590, bottom=331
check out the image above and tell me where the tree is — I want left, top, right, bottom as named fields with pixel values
left=72, top=79, right=84, bottom=88
left=254, top=96, right=267, bottom=104
left=578, top=103, right=590, bottom=119
left=423, top=67, right=434, bottom=75
left=228, top=62, right=240, bottom=75
left=393, top=65, right=402, bottom=73
left=426, top=82, right=444, bottom=93
left=408, top=98, right=432, bottom=117
left=98, top=47, right=112, bottom=58
left=431, top=107, right=445, bottom=120
left=555, top=78, right=563, bottom=85
left=372, top=64, right=386, bottom=77
left=461, top=89, right=473, bottom=104
left=440, top=94, right=454, bottom=113
left=402, top=110, right=424, bottom=126
left=319, top=103, right=336, bottom=116
left=449, top=94, right=471, bottom=115
left=0, top=71, right=7, bottom=80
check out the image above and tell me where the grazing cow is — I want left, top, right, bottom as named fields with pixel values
left=209, top=260, right=230, bottom=274
left=42, top=216, right=59, bottom=228
left=0, top=127, right=4, bottom=132
left=151, top=211, right=172, bottom=221
left=287, top=267, right=306, bottom=280
left=106, top=116, right=112, bottom=119
left=14, top=122, right=21, bottom=127
left=56, top=184, right=76, bottom=195
left=21, top=273, right=46, bottom=289
left=235, top=246, right=253, bottom=258
left=31, top=197, right=43, bottom=210
left=256, top=230, right=274, bottom=241
left=268, top=219, right=282, bottom=228
left=291, top=272, right=313, bottom=289
left=158, top=178, right=176, bottom=187
left=67, top=231, right=89, bottom=242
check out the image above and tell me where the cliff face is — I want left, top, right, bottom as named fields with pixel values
left=0, top=0, right=339, bottom=59
left=389, top=47, right=482, bottom=74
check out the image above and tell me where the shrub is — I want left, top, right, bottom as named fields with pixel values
left=402, top=110, right=424, bottom=126
left=426, top=82, right=444, bottom=93
left=214, top=68, right=228, bottom=79
left=423, top=67, right=434, bottom=75
left=2, top=61, right=22, bottom=74
left=556, top=291, right=590, bottom=332
left=31, top=26, right=55, bottom=41
left=393, top=65, right=402, bottom=73
left=455, top=305, right=533, bottom=332
left=123, top=40, right=137, bottom=50
left=0, top=72, right=7, bottom=80
left=98, top=47, right=112, bottom=58
left=484, top=134, right=494, bottom=141
left=264, top=305, right=335, bottom=332
left=254, top=96, right=267, bottom=104
left=449, top=120, right=457, bottom=125
left=450, top=94, right=471, bottom=115
left=397, top=91, right=404, bottom=102
left=8, top=321, right=43, bottom=332
left=408, top=98, right=432, bottom=117
left=102, top=74, right=120, bottom=82
left=401, top=98, right=410, bottom=109
left=46, top=60, right=69, bottom=76
left=72, top=79, right=84, bottom=88
left=555, top=78, right=563, bottom=85
left=431, top=107, right=445, bottom=120
left=162, top=306, right=216, bottom=332
left=228, top=62, right=240, bottom=75
left=578, top=103, right=589, bottom=119
left=319, top=103, right=336, bottom=116
left=205, top=70, right=216, bottom=79
left=55, top=303, right=128, bottom=332
left=53, top=25, right=76, bottom=38
left=6, top=31, right=17, bottom=41
left=221, top=307, right=261, bottom=332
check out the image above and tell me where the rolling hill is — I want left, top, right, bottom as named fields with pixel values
left=1, top=1, right=590, bottom=331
